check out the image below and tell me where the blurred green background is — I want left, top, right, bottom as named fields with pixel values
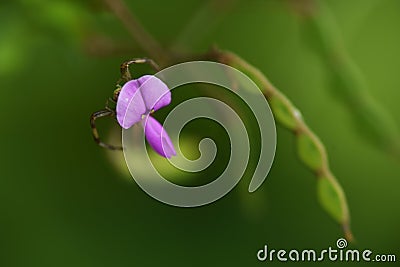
left=1, top=0, right=399, bottom=266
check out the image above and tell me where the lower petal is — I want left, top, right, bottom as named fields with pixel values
left=142, top=116, right=176, bottom=158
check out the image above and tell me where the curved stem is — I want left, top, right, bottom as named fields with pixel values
left=207, top=48, right=353, bottom=241
left=102, top=0, right=169, bottom=65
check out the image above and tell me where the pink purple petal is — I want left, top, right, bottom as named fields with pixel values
left=142, top=116, right=176, bottom=158
left=136, top=75, right=171, bottom=112
left=116, top=79, right=146, bottom=129
left=116, top=75, right=171, bottom=129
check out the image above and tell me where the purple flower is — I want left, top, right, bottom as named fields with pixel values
left=116, top=75, right=176, bottom=158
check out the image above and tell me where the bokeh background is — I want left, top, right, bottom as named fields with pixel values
left=1, top=0, right=399, bottom=266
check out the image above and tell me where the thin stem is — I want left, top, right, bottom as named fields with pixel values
left=289, top=0, right=400, bottom=159
left=169, top=0, right=238, bottom=54
left=102, top=0, right=169, bottom=65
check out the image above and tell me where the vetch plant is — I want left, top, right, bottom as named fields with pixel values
left=96, top=0, right=354, bottom=240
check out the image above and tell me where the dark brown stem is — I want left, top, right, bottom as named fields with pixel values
left=102, top=0, right=170, bottom=65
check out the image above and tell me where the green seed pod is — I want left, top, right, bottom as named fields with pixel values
left=296, top=132, right=324, bottom=171
left=269, top=95, right=300, bottom=131
left=317, top=177, right=344, bottom=223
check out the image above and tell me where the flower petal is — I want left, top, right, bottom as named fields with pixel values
left=116, top=79, right=146, bottom=129
left=137, top=75, right=171, bottom=112
left=143, top=116, right=176, bottom=158
left=116, top=75, right=172, bottom=129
